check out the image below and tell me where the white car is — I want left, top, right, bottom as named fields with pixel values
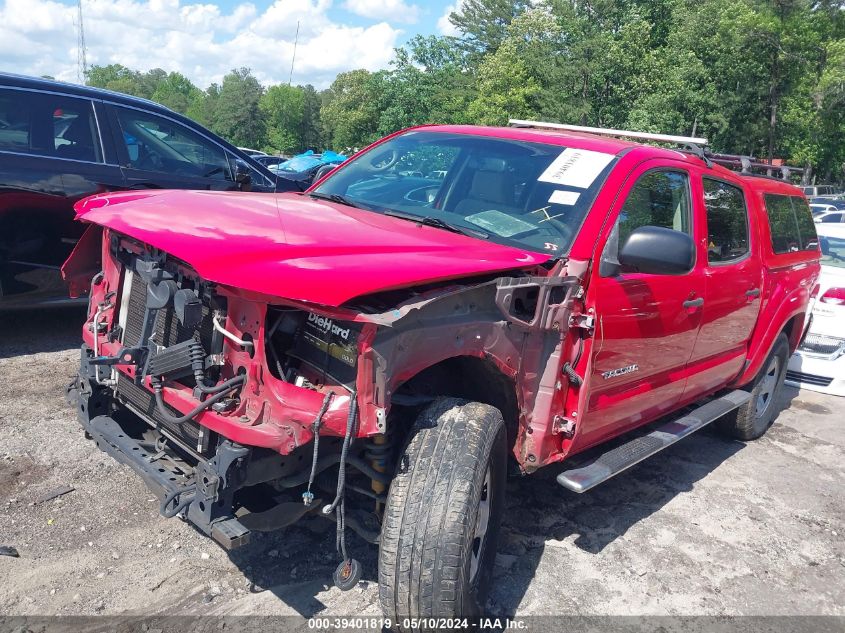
left=814, top=210, right=845, bottom=224
left=810, top=203, right=840, bottom=216
left=787, top=224, right=845, bottom=396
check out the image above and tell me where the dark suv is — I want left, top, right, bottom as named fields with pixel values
left=0, top=72, right=298, bottom=309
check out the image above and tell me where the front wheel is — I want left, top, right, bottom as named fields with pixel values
left=717, top=333, right=789, bottom=440
left=378, top=398, right=506, bottom=625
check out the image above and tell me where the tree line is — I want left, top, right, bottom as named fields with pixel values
left=86, top=0, right=844, bottom=183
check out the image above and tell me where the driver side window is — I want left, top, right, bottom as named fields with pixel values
left=114, top=107, right=231, bottom=181
left=616, top=169, right=691, bottom=253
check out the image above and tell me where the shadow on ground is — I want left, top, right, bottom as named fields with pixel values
left=483, top=426, right=748, bottom=616
left=0, top=307, right=86, bottom=358
left=217, top=415, right=761, bottom=617
left=223, top=513, right=380, bottom=615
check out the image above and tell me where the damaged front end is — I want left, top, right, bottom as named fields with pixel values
left=67, top=229, right=393, bottom=551
left=66, top=225, right=585, bottom=560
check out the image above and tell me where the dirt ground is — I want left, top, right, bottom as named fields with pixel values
left=0, top=307, right=843, bottom=618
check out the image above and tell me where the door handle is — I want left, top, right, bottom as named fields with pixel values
left=683, top=297, right=704, bottom=309
left=745, top=288, right=761, bottom=298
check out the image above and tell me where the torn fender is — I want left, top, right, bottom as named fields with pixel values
left=61, top=224, right=103, bottom=298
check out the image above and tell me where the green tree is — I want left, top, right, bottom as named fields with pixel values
left=212, top=68, right=266, bottom=148
left=187, top=83, right=219, bottom=128
left=260, top=84, right=305, bottom=154
left=781, top=37, right=845, bottom=182
left=301, top=84, right=324, bottom=150
left=448, top=0, right=530, bottom=56
left=86, top=64, right=145, bottom=97
left=150, top=72, right=202, bottom=115
left=320, top=69, right=382, bottom=150
left=466, top=30, right=540, bottom=125
left=377, top=35, right=476, bottom=131
left=138, top=68, right=167, bottom=99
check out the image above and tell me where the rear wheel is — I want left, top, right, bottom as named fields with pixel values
left=378, top=398, right=506, bottom=625
left=717, top=334, right=789, bottom=440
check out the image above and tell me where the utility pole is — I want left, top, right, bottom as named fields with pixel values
left=77, top=0, right=88, bottom=84
left=288, top=20, right=299, bottom=86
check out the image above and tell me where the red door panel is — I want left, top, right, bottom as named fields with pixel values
left=578, top=160, right=706, bottom=449
left=684, top=176, right=762, bottom=399
left=583, top=273, right=704, bottom=446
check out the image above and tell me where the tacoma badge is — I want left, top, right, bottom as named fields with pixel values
left=602, top=364, right=639, bottom=379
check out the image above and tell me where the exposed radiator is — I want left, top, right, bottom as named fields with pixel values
left=115, top=372, right=217, bottom=456
left=122, top=274, right=214, bottom=350
left=116, top=271, right=218, bottom=456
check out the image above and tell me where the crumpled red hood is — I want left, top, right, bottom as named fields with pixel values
left=73, top=190, right=550, bottom=306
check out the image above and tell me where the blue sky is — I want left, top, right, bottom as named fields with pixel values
left=0, top=0, right=461, bottom=89
left=212, top=0, right=449, bottom=37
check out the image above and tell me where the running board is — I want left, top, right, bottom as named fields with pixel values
left=556, top=390, right=752, bottom=493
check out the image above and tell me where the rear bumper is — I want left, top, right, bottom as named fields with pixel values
left=69, top=345, right=252, bottom=549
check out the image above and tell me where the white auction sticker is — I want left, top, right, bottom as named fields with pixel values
left=538, top=148, right=614, bottom=188
left=548, top=190, right=580, bottom=206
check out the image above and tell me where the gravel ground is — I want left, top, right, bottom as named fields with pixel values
left=0, top=307, right=843, bottom=618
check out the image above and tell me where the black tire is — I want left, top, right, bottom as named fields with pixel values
left=378, top=398, right=506, bottom=625
left=717, top=333, right=789, bottom=440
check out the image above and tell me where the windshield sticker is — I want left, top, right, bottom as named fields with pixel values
left=544, top=242, right=560, bottom=251
left=538, top=148, right=614, bottom=188
left=548, top=190, right=580, bottom=206
left=465, top=210, right=537, bottom=238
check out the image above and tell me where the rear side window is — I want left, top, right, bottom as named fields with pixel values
left=764, top=194, right=819, bottom=253
left=791, top=196, right=819, bottom=250
left=0, top=88, right=102, bottom=162
left=703, top=178, right=749, bottom=263
left=0, top=90, right=30, bottom=151
left=616, top=170, right=691, bottom=250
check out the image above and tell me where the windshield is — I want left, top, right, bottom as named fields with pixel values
left=820, top=233, right=845, bottom=269
left=312, top=130, right=618, bottom=255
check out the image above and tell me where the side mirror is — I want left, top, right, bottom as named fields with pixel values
left=232, top=158, right=252, bottom=188
left=618, top=226, right=695, bottom=275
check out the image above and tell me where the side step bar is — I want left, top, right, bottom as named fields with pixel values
left=556, top=390, right=751, bottom=493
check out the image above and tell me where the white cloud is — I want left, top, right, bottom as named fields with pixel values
left=0, top=0, right=403, bottom=89
left=436, top=0, right=463, bottom=36
left=343, top=0, right=419, bottom=24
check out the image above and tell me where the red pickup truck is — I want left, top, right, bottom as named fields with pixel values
left=65, top=121, right=819, bottom=621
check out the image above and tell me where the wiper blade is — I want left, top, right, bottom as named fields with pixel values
left=308, top=191, right=366, bottom=209
left=382, top=211, right=487, bottom=239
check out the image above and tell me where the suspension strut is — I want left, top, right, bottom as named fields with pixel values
left=363, top=426, right=396, bottom=514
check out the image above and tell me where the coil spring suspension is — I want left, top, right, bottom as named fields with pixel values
left=363, top=425, right=397, bottom=513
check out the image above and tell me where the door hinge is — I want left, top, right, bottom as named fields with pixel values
left=568, top=312, right=595, bottom=332
left=552, top=415, right=576, bottom=437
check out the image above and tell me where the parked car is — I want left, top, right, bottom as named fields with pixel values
left=786, top=223, right=845, bottom=396
left=237, top=147, right=266, bottom=157
left=270, top=149, right=347, bottom=185
left=251, top=154, right=288, bottom=170
left=815, top=210, right=845, bottom=224
left=0, top=72, right=299, bottom=309
left=809, top=197, right=845, bottom=209
left=803, top=185, right=841, bottom=197
left=810, top=203, right=840, bottom=216
left=65, top=122, right=818, bottom=619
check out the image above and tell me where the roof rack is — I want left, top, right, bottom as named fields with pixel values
left=708, top=153, right=804, bottom=180
left=507, top=120, right=804, bottom=181
left=508, top=119, right=709, bottom=148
